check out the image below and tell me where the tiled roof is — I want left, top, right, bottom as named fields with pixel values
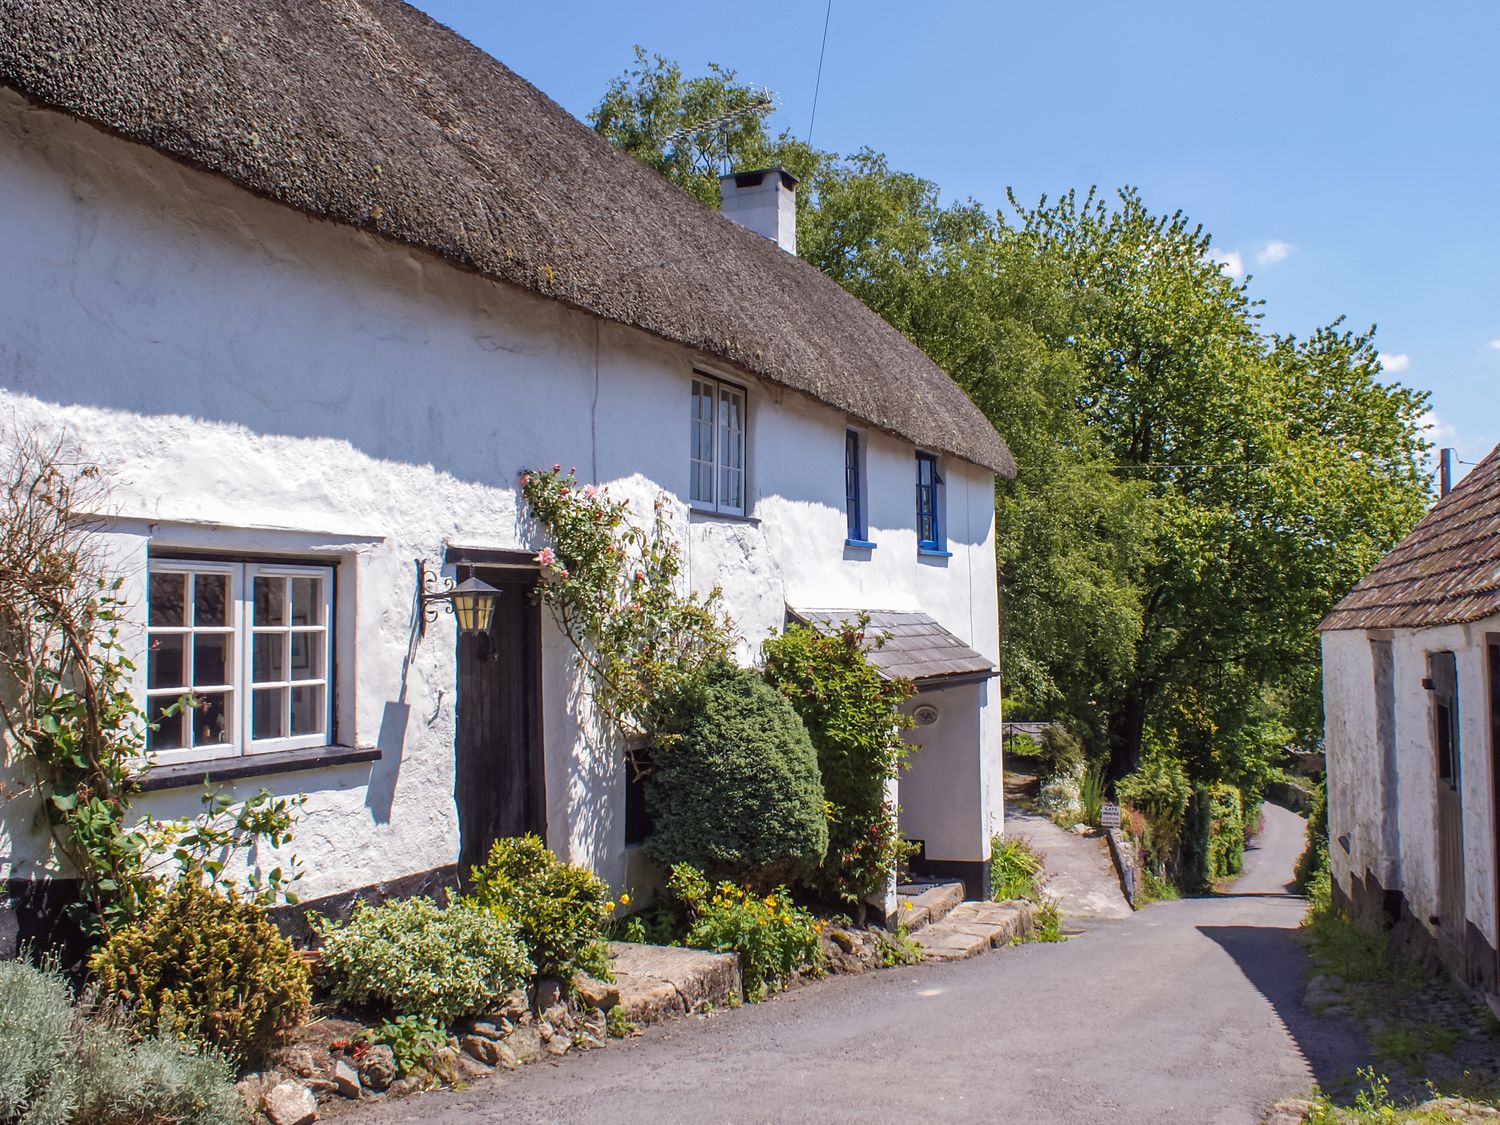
left=789, top=608, right=996, bottom=685
left=1320, top=442, right=1500, bottom=631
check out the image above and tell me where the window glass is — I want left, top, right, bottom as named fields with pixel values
left=146, top=559, right=332, bottom=759
left=916, top=453, right=942, bottom=550
left=845, top=431, right=863, bottom=540
left=690, top=374, right=747, bottom=514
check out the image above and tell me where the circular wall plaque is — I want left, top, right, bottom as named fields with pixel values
left=913, top=704, right=939, bottom=727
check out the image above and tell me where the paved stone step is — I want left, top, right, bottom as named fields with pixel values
left=894, top=880, right=965, bottom=933
left=914, top=900, right=1038, bottom=962
left=607, top=942, right=742, bottom=1024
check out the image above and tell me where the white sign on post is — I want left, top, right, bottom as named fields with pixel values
left=1100, top=803, right=1122, bottom=830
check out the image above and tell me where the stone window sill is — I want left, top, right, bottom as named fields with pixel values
left=137, top=744, right=380, bottom=792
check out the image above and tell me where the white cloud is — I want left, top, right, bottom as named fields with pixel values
left=1213, top=249, right=1245, bottom=279
left=1380, top=353, right=1411, bottom=372
left=1255, top=240, right=1292, bottom=266
left=1419, top=410, right=1456, bottom=443
left=1488, top=338, right=1500, bottom=351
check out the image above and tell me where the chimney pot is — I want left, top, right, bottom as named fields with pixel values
left=718, top=168, right=797, bottom=255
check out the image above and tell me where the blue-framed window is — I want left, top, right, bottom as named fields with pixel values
left=916, top=452, right=943, bottom=552
left=845, top=430, right=866, bottom=544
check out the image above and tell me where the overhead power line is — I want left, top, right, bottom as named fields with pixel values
left=807, top=0, right=832, bottom=147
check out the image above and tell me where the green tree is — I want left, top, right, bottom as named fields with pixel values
left=590, top=53, right=1432, bottom=795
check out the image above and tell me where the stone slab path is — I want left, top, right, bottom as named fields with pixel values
left=608, top=942, right=741, bottom=1025
left=914, top=899, right=1036, bottom=961
left=1005, top=804, right=1134, bottom=924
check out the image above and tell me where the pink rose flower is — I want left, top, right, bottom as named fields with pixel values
left=536, top=547, right=555, bottom=565
left=583, top=484, right=597, bottom=499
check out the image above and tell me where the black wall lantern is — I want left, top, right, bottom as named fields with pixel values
left=416, top=559, right=501, bottom=639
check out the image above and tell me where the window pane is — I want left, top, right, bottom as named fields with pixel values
left=192, top=692, right=231, bottom=746
left=253, top=632, right=286, bottom=683
left=148, top=634, right=185, bottom=690
left=193, top=573, right=228, bottom=627
left=149, top=572, right=185, bottom=626
left=254, top=576, right=286, bottom=626
left=253, top=688, right=286, bottom=740
left=147, top=698, right=185, bottom=751
left=291, top=684, right=325, bottom=737
left=193, top=634, right=230, bottom=687
left=290, top=632, right=323, bottom=680
left=290, top=577, right=322, bottom=626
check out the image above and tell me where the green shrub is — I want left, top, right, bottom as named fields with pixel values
left=647, top=662, right=828, bottom=889
left=89, top=879, right=309, bottom=1066
left=989, top=835, right=1045, bottom=903
left=1004, top=731, right=1041, bottom=759
left=464, top=833, right=613, bottom=983
left=1080, top=760, right=1108, bottom=826
left=315, top=895, right=532, bottom=1023
left=667, top=864, right=823, bottom=1001
left=1117, top=751, right=1192, bottom=878
left=0, top=959, right=247, bottom=1125
left=1037, top=760, right=1084, bottom=823
left=762, top=619, right=915, bottom=909
left=1295, top=776, right=1330, bottom=892
left=1205, top=783, right=1246, bottom=881
left=1038, top=725, right=1085, bottom=780
left=362, top=1015, right=447, bottom=1077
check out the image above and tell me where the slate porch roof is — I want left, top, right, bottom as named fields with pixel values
left=788, top=608, right=996, bottom=687
left=1320, top=441, right=1500, bottom=632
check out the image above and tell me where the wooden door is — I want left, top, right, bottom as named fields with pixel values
left=1430, top=651, right=1465, bottom=962
left=455, top=573, right=545, bottom=877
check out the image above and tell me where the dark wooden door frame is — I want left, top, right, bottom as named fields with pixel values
left=451, top=554, right=545, bottom=878
left=1428, top=650, right=1465, bottom=967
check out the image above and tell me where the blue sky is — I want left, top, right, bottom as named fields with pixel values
left=415, top=1, right=1497, bottom=479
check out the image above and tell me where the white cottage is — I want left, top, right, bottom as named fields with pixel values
left=0, top=0, right=1014, bottom=944
left=1320, top=443, right=1500, bottom=997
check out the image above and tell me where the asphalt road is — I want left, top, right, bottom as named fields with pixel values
left=357, top=804, right=1367, bottom=1124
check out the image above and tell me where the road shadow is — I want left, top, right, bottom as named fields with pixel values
left=1198, top=922, right=1372, bottom=1096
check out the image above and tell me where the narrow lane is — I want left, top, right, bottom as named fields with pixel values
left=355, top=805, right=1366, bottom=1125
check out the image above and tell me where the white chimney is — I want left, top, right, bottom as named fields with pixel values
left=719, top=168, right=798, bottom=255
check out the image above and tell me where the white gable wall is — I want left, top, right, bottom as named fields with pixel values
left=0, top=90, right=1002, bottom=900
left=1322, top=618, right=1499, bottom=977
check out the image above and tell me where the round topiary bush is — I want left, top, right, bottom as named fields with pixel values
left=646, top=662, right=828, bottom=889
left=89, top=879, right=310, bottom=1067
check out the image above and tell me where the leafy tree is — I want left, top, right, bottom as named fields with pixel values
left=590, top=52, right=1432, bottom=798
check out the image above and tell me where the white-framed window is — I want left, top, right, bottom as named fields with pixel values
left=689, top=373, right=747, bottom=515
left=146, top=558, right=334, bottom=761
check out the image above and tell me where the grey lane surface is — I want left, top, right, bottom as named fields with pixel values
left=355, top=805, right=1367, bottom=1124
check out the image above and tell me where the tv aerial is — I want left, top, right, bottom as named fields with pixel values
left=661, top=88, right=776, bottom=174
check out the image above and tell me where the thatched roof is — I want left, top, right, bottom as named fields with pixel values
left=0, top=0, right=1014, bottom=476
left=1321, top=443, right=1500, bottom=632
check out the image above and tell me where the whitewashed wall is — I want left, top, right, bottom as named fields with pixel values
left=0, top=89, right=1002, bottom=899
left=1322, top=619, right=1498, bottom=952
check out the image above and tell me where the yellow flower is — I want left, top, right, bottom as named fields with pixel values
left=619, top=892, right=631, bottom=906
left=604, top=901, right=616, bottom=912
left=903, top=901, right=913, bottom=910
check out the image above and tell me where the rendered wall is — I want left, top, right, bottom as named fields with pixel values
left=0, top=89, right=1002, bottom=901
left=1322, top=619, right=1498, bottom=972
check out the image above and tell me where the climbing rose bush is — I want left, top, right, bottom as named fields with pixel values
left=519, top=465, right=734, bottom=739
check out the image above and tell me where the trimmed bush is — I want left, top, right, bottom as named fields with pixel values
left=762, top=619, right=914, bottom=909
left=667, top=864, right=823, bottom=1000
left=1205, top=783, right=1246, bottom=881
left=464, top=833, right=614, bottom=983
left=646, top=662, right=828, bottom=889
left=315, top=895, right=532, bottom=1023
left=0, top=959, right=247, bottom=1125
left=1294, top=777, right=1329, bottom=892
left=90, top=879, right=309, bottom=1066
